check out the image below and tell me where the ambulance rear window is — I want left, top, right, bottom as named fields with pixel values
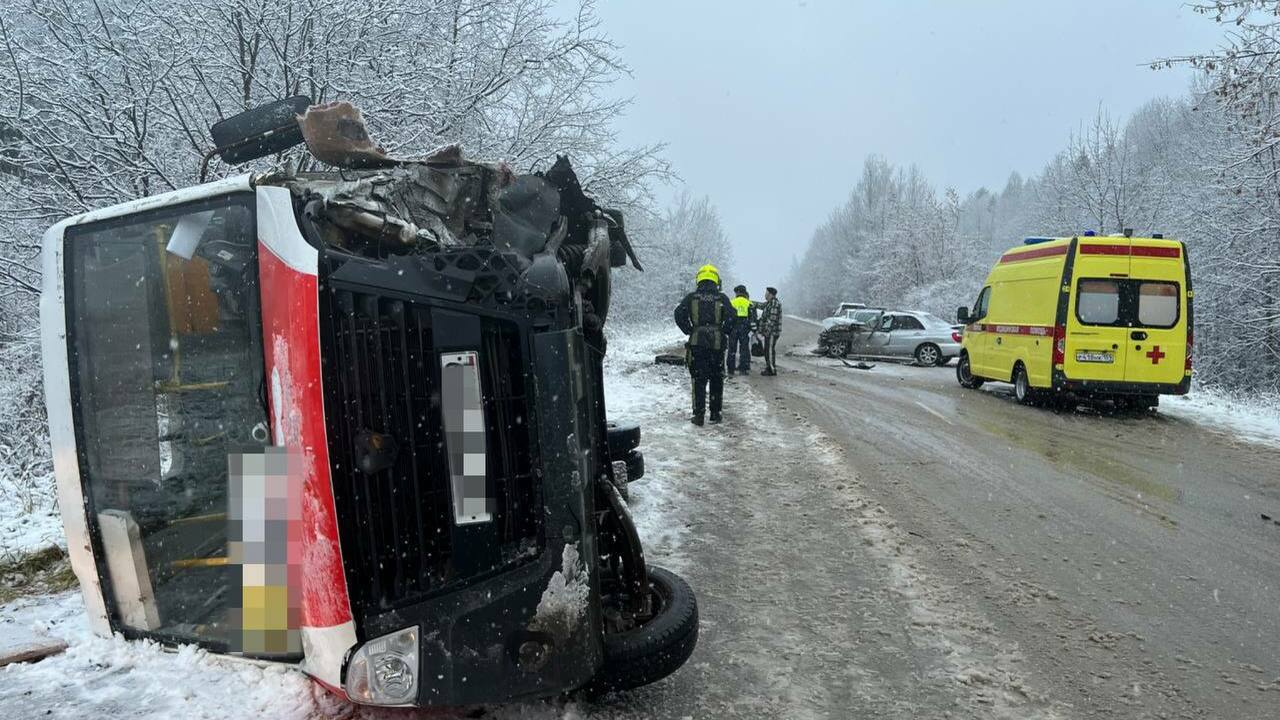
left=1137, top=282, right=1179, bottom=328
left=1077, top=280, right=1120, bottom=324
left=1076, top=279, right=1181, bottom=328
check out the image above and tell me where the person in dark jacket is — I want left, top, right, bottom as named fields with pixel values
left=726, top=285, right=757, bottom=376
left=674, top=264, right=735, bottom=425
left=758, top=286, right=783, bottom=376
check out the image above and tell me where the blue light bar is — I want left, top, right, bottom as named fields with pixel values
left=1023, top=236, right=1055, bottom=245
left=1082, top=230, right=1096, bottom=237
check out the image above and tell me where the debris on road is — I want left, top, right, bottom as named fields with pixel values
left=0, top=634, right=66, bottom=668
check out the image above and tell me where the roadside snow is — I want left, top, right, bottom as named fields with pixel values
left=1162, top=388, right=1280, bottom=449
left=602, top=323, right=692, bottom=570
left=0, top=592, right=333, bottom=720
left=0, top=507, right=63, bottom=559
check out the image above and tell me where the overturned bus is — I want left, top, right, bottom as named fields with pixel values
left=40, top=98, right=696, bottom=706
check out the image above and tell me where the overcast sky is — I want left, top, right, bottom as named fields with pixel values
left=590, top=1, right=1227, bottom=295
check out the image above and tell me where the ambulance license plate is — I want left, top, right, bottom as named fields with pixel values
left=1075, top=351, right=1113, bottom=363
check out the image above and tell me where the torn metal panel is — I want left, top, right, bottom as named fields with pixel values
left=298, top=101, right=396, bottom=169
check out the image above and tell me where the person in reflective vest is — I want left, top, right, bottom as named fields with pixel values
left=674, top=264, right=735, bottom=425
left=726, top=285, right=757, bottom=376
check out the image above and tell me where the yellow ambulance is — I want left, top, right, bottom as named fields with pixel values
left=955, top=232, right=1192, bottom=409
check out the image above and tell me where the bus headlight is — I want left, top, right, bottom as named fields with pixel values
left=344, top=626, right=419, bottom=706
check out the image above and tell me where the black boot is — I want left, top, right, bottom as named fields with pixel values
left=691, top=415, right=704, bottom=426
left=709, top=413, right=722, bottom=424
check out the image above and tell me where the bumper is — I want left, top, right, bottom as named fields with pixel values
left=344, top=538, right=603, bottom=706
left=937, top=341, right=963, bottom=357
left=1052, top=371, right=1192, bottom=396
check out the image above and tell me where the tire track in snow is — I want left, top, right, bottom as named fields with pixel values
left=760, top=383, right=1066, bottom=719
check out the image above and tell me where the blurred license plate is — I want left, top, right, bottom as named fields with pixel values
left=1075, top=351, right=1113, bottom=363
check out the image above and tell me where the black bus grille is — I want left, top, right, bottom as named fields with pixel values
left=322, top=286, right=541, bottom=613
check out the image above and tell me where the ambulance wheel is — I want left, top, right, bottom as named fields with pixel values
left=914, top=343, right=943, bottom=366
left=589, top=566, right=699, bottom=694
left=1013, top=363, right=1039, bottom=405
left=957, top=353, right=984, bottom=389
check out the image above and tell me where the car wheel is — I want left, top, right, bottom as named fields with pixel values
left=914, top=343, right=942, bottom=366
left=589, top=566, right=699, bottom=694
left=957, top=353, right=984, bottom=389
left=1013, top=363, right=1038, bottom=406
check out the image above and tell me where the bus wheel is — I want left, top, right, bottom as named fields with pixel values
left=1013, top=363, right=1038, bottom=405
left=957, top=353, right=984, bottom=389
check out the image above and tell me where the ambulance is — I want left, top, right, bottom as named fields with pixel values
left=39, top=98, right=696, bottom=707
left=955, top=232, right=1192, bottom=409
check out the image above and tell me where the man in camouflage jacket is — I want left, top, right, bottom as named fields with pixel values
left=757, top=287, right=782, bottom=376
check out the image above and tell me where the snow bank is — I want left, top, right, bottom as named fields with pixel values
left=1162, top=387, right=1280, bottom=449
left=0, top=593, right=329, bottom=720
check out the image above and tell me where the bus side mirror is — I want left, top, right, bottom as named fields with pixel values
left=956, top=306, right=970, bottom=324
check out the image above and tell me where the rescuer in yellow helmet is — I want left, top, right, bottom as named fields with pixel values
left=726, top=285, right=758, bottom=376
left=674, top=264, right=734, bottom=425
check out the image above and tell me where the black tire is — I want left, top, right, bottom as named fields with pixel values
left=1013, top=363, right=1039, bottom=406
left=624, top=450, right=644, bottom=482
left=606, top=422, right=641, bottom=458
left=957, top=353, right=984, bottom=389
left=590, top=566, right=699, bottom=694
left=209, top=96, right=312, bottom=163
left=914, top=343, right=943, bottom=366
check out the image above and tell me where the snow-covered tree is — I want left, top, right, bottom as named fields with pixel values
left=0, top=0, right=669, bottom=298
left=612, top=192, right=734, bottom=324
